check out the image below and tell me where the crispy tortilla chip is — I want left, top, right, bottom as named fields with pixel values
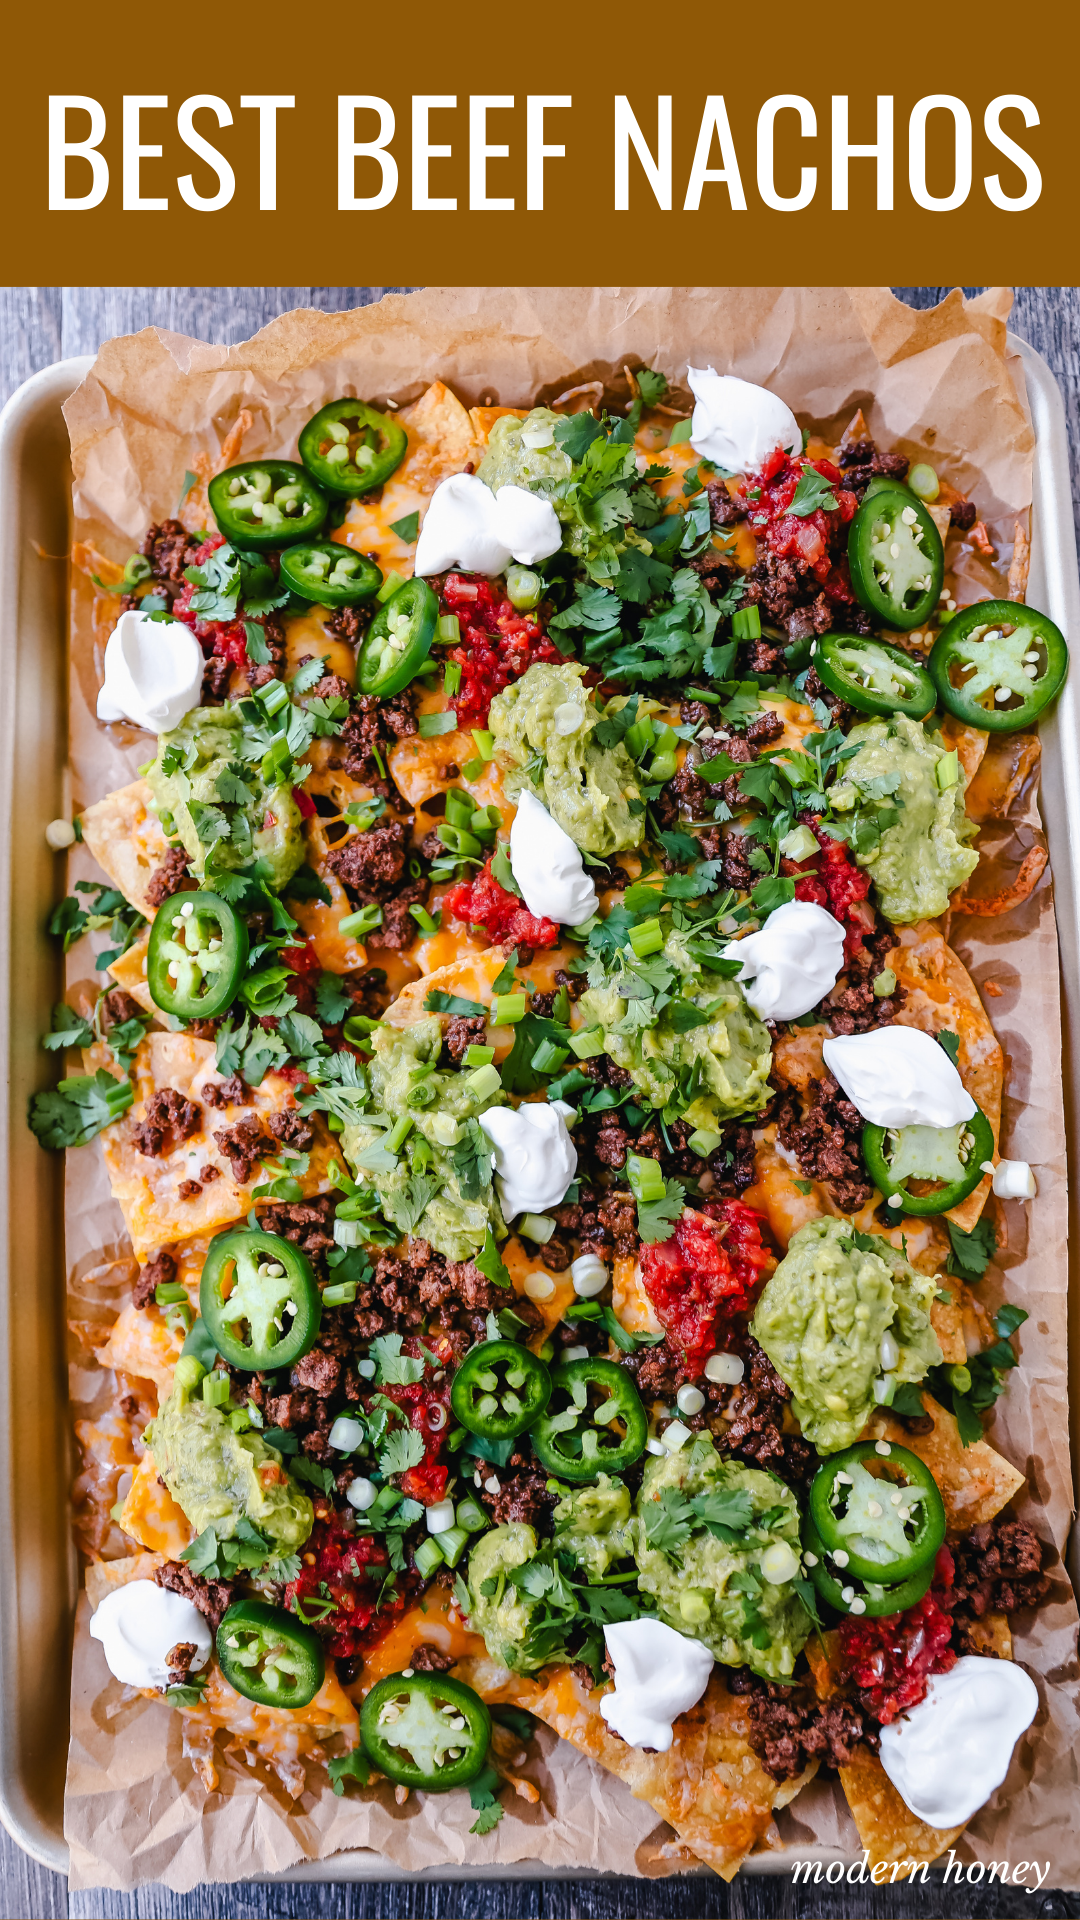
left=869, top=1391, right=1024, bottom=1529
left=454, top=1657, right=814, bottom=1880
left=951, top=842, right=1048, bottom=919
left=95, top=1300, right=184, bottom=1397
left=838, top=1745, right=964, bottom=1875
left=107, top=928, right=155, bottom=1013
left=965, top=730, right=1041, bottom=824
left=470, top=405, right=528, bottom=444
left=80, top=778, right=172, bottom=915
left=119, top=1450, right=193, bottom=1557
left=85, top=1549, right=166, bottom=1613
left=381, top=946, right=511, bottom=1030
left=930, top=1289, right=967, bottom=1366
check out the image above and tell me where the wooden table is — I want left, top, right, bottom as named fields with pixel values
left=0, top=284, right=1076, bottom=1920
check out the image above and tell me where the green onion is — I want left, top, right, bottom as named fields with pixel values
left=624, top=715, right=655, bottom=760
left=413, top=1537, right=445, bottom=1579
left=228, top=1407, right=253, bottom=1433
left=323, top=1280, right=358, bottom=1306
left=202, top=1371, right=231, bottom=1408
left=165, top=1302, right=193, bottom=1337
left=257, top=678, right=289, bottom=717
left=443, top=660, right=462, bottom=697
left=342, top=1014, right=378, bottom=1045
left=437, top=824, right=482, bottom=857
left=494, top=993, right=526, bottom=1025
left=408, top=904, right=441, bottom=937
left=340, top=904, right=384, bottom=938
left=327, top=1114, right=344, bottom=1133
left=464, top=1045, right=495, bottom=1067
left=444, top=788, right=476, bottom=828
left=626, top=1152, right=664, bottom=1204
left=470, top=806, right=500, bottom=839
left=519, top=1213, right=555, bottom=1244
left=456, top=1495, right=488, bottom=1533
left=376, top=569, right=406, bottom=604
left=908, top=462, right=940, bottom=502
left=732, top=605, right=762, bottom=641
left=471, top=729, right=495, bottom=761
left=505, top=565, right=543, bottom=611
left=467, top=1063, right=502, bottom=1102
left=686, top=1127, right=723, bottom=1157
left=155, top=1281, right=188, bottom=1307
left=438, top=612, right=461, bottom=643
left=948, top=1363, right=973, bottom=1394
left=436, top=1524, right=470, bottom=1567
left=531, top=1039, right=568, bottom=1074
left=628, top=918, right=664, bottom=958
left=568, top=1027, right=605, bottom=1060
left=260, top=732, right=292, bottom=784
left=386, top=1115, right=415, bottom=1155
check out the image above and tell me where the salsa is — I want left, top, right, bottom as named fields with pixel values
left=285, top=1517, right=402, bottom=1660
left=640, top=1201, right=772, bottom=1374
left=172, top=532, right=279, bottom=676
left=735, top=450, right=859, bottom=597
left=441, top=573, right=563, bottom=727
left=835, top=1546, right=956, bottom=1722
left=785, top=818, right=873, bottom=961
left=446, top=856, right=559, bottom=950
left=366, top=1340, right=455, bottom=1507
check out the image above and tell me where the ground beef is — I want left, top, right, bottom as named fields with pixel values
left=622, top=1339, right=682, bottom=1401
left=326, top=818, right=409, bottom=900
left=201, top=655, right=232, bottom=702
left=442, top=1014, right=487, bottom=1065
left=837, top=445, right=911, bottom=498
left=950, top=499, right=978, bottom=533
left=291, top=1349, right=342, bottom=1398
left=202, top=1073, right=247, bottom=1110
left=178, top=1179, right=201, bottom=1200
left=334, top=692, right=417, bottom=792
left=132, top=1089, right=202, bottom=1159
left=137, top=519, right=203, bottom=602
left=949, top=1519, right=1051, bottom=1632
left=164, top=1641, right=199, bottom=1687
left=476, top=1453, right=558, bottom=1530
left=368, top=879, right=430, bottom=950
left=133, top=1248, right=176, bottom=1310
left=720, top=1338, right=816, bottom=1488
left=727, top=1668, right=876, bottom=1780
left=409, top=1642, right=456, bottom=1673
left=144, top=846, right=194, bottom=909
left=706, top=481, right=748, bottom=529
left=257, top=1196, right=338, bottom=1260
left=98, top=987, right=143, bottom=1032
left=824, top=978, right=899, bottom=1035
left=777, top=1072, right=871, bottom=1211
left=155, top=1560, right=235, bottom=1632
left=212, top=1115, right=272, bottom=1183
left=599, top=1188, right=638, bottom=1258
left=267, top=1110, right=315, bottom=1150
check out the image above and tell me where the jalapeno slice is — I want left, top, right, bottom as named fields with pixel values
left=299, top=399, right=408, bottom=498
left=530, top=1358, right=647, bottom=1483
left=814, top=634, right=936, bottom=720
left=848, top=485, right=944, bottom=631
left=801, top=1512, right=936, bottom=1618
left=146, top=891, right=249, bottom=1021
left=862, top=1106, right=995, bottom=1216
left=208, top=460, right=329, bottom=552
left=357, top=578, right=438, bottom=698
left=360, top=1672, right=491, bottom=1790
left=928, top=599, right=1068, bottom=732
left=216, top=1599, right=324, bottom=1709
left=808, top=1441, right=946, bottom=1584
left=450, top=1339, right=551, bottom=1440
left=200, top=1227, right=321, bottom=1371
left=279, top=541, right=383, bottom=608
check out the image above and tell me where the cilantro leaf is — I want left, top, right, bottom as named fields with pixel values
left=634, top=367, right=668, bottom=408
left=690, top=1486, right=754, bottom=1542
left=787, top=467, right=839, bottom=518
left=328, top=1750, right=371, bottom=1795
left=288, top=654, right=329, bottom=694
left=42, top=1004, right=94, bottom=1052
left=937, top=1029, right=961, bottom=1066
left=468, top=1763, right=505, bottom=1834
left=315, top=971, right=353, bottom=1026
left=28, top=1069, right=134, bottom=1150
left=553, top=413, right=604, bottom=461
left=889, top=1382, right=926, bottom=1418
left=946, top=1216, right=997, bottom=1280
left=424, top=989, right=487, bottom=1018
left=243, top=620, right=272, bottom=666
left=476, top=1226, right=512, bottom=1290
left=500, top=1012, right=571, bottom=1095
left=491, top=949, right=519, bottom=994
left=292, top=1456, right=336, bottom=1495
left=642, top=1485, right=694, bottom=1554
left=636, top=1177, right=685, bottom=1245
left=452, top=1118, right=492, bottom=1201
left=284, top=865, right=332, bottom=906
left=396, top=1175, right=438, bottom=1235
left=389, top=512, right=420, bottom=543
left=378, top=1427, right=427, bottom=1476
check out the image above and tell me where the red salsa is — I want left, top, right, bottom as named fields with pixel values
left=172, top=531, right=279, bottom=676
left=836, top=1547, right=957, bottom=1723
left=784, top=817, right=873, bottom=963
left=735, top=451, right=858, bottom=595
left=640, top=1200, right=772, bottom=1375
left=441, top=573, right=563, bottom=727
left=363, top=1337, right=455, bottom=1508
left=446, top=857, right=560, bottom=950
left=285, top=1516, right=402, bottom=1661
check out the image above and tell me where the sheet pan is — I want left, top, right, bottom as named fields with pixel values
left=0, top=336, right=1076, bottom=1881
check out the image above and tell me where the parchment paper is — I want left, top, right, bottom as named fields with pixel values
left=59, top=288, right=1079, bottom=1892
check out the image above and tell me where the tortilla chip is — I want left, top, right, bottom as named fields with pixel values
left=930, top=1289, right=967, bottom=1366
left=95, top=1299, right=184, bottom=1397
left=868, top=1392, right=1024, bottom=1530
left=382, top=946, right=511, bottom=1030
left=838, top=1744, right=964, bottom=1875
left=119, top=1449, right=193, bottom=1557
left=938, top=714, right=989, bottom=787
left=85, top=1549, right=166, bottom=1613
left=454, top=1657, right=814, bottom=1880
left=80, top=778, right=172, bottom=915
left=470, top=405, right=528, bottom=444
left=107, top=928, right=155, bottom=1013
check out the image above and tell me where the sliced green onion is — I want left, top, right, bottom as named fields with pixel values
left=531, top=1039, right=568, bottom=1074
left=568, top=1027, right=605, bottom=1060
left=443, top=660, right=462, bottom=697
left=494, top=993, right=526, bottom=1025
left=456, top=1495, right=489, bottom=1533
left=624, top=715, right=655, bottom=760
left=340, top=904, right=384, bottom=938
left=444, top=788, right=476, bottom=828
left=386, top=1115, right=415, bottom=1155
left=342, top=1013, right=379, bottom=1045
left=438, top=613, right=461, bottom=644
left=413, top=1537, right=445, bottom=1579
left=155, top=1281, right=188, bottom=1307
left=467, top=1063, right=502, bottom=1101
left=202, top=1371, right=231, bottom=1408
left=908, top=462, right=940, bottom=502
left=437, top=825, right=482, bottom=857
left=471, top=729, right=495, bottom=761
left=732, top=605, right=762, bottom=641
left=626, top=1152, right=664, bottom=1204
left=258, top=678, right=289, bottom=717
left=628, top=918, right=664, bottom=958
left=687, top=1127, right=723, bottom=1157
left=408, top=904, right=441, bottom=937
left=376, top=569, right=406, bottom=603
left=464, top=1044, right=495, bottom=1067
left=323, top=1280, right=358, bottom=1306
left=668, top=418, right=693, bottom=445
left=519, top=1213, right=555, bottom=1244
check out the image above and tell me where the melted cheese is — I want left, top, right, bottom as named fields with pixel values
left=332, top=382, right=481, bottom=577
left=611, top=1254, right=663, bottom=1338
left=356, top=1591, right=487, bottom=1691
left=119, top=1450, right=193, bottom=1557
left=95, top=1300, right=184, bottom=1397
left=80, top=778, right=172, bottom=916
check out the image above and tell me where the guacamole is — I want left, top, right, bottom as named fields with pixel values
left=829, top=712, right=978, bottom=923
left=751, top=1216, right=942, bottom=1454
left=476, top=408, right=573, bottom=495
left=466, top=1522, right=546, bottom=1672
left=148, top=1358, right=313, bottom=1553
left=488, top=662, right=644, bottom=856
left=578, top=926, right=773, bottom=1129
left=635, top=1441, right=811, bottom=1681
left=340, top=1016, right=507, bottom=1262
left=148, top=705, right=304, bottom=892
left=552, top=1474, right=635, bottom=1581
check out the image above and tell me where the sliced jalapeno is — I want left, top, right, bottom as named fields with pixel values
left=357, top=578, right=438, bottom=698
left=929, top=599, right=1068, bottom=732
left=146, top=891, right=248, bottom=1021
left=848, top=485, right=944, bottom=631
left=530, top=1358, right=647, bottom=1483
left=450, top=1339, right=551, bottom=1441
left=200, top=1227, right=321, bottom=1371
left=279, top=542, right=382, bottom=608
left=208, top=461, right=329, bottom=552
left=814, top=634, right=936, bottom=719
left=360, top=1672, right=491, bottom=1790
left=862, top=1106, right=995, bottom=1216
left=217, top=1599, right=324, bottom=1709
left=802, top=1512, right=936, bottom=1618
left=808, top=1441, right=946, bottom=1584
left=299, top=399, right=408, bottom=498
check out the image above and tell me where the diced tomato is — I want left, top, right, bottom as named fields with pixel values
left=281, top=939, right=320, bottom=975
left=640, top=1200, right=772, bottom=1375
left=783, top=817, right=873, bottom=963
left=835, top=1548, right=957, bottom=1723
left=285, top=1518, right=404, bottom=1660
left=292, top=785, right=316, bottom=819
left=446, top=856, right=559, bottom=950
left=172, top=531, right=277, bottom=673
left=736, top=454, right=858, bottom=589
left=363, top=1338, right=455, bottom=1508
left=441, top=572, right=563, bottom=727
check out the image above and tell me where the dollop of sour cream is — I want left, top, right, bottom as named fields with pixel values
left=478, top=1101, right=577, bottom=1221
left=687, top=368, right=801, bottom=474
left=878, top=1656, right=1038, bottom=1828
left=722, top=900, right=845, bottom=1021
left=823, top=1027, right=977, bottom=1129
left=414, top=472, right=561, bottom=577
left=509, top=791, right=599, bottom=927
left=992, top=1158, right=1038, bottom=1200
left=89, top=1579, right=212, bottom=1690
left=600, top=1618, right=714, bottom=1751
left=96, top=609, right=204, bottom=734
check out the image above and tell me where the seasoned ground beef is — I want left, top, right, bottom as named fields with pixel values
left=98, top=987, right=143, bottom=1032
left=212, top=1115, right=272, bottom=1183
left=201, top=655, right=232, bottom=702
left=475, top=1453, right=558, bottom=1530
left=267, top=1110, right=315, bottom=1149
left=257, top=1196, right=338, bottom=1260
left=720, top=1338, right=816, bottom=1488
left=155, top=1560, right=235, bottom=1632
left=442, top=1014, right=487, bottom=1065
left=144, top=846, right=194, bottom=909
left=727, top=1668, right=876, bottom=1780
left=410, top=1642, right=456, bottom=1673
left=135, top=519, right=202, bottom=602
left=291, top=1349, right=342, bottom=1398
left=164, top=1641, right=199, bottom=1687
left=949, top=1518, right=1051, bottom=1632
left=133, top=1247, right=176, bottom=1310
left=622, top=1339, right=681, bottom=1401
left=132, top=1089, right=202, bottom=1159
left=178, top=1179, right=202, bottom=1200
left=202, top=1073, right=247, bottom=1110
left=334, top=692, right=417, bottom=792
left=326, top=819, right=408, bottom=899
left=776, top=1071, right=871, bottom=1212
left=823, top=978, right=900, bottom=1035
left=368, top=879, right=431, bottom=950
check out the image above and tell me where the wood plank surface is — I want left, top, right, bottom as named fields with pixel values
left=0, top=283, right=1077, bottom=1920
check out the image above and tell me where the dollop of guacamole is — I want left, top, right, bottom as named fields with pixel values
left=148, top=705, right=304, bottom=892
left=829, top=713, right=978, bottom=923
left=750, top=1216, right=942, bottom=1454
left=466, top=1522, right=544, bottom=1672
left=488, top=662, right=644, bottom=855
left=551, top=1474, right=635, bottom=1580
left=148, top=1359, right=313, bottom=1552
left=578, top=926, right=772, bottom=1129
left=340, top=1016, right=507, bottom=1262
left=634, top=1440, right=811, bottom=1681
left=476, top=408, right=573, bottom=494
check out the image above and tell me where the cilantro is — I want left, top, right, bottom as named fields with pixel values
left=370, top=1333, right=426, bottom=1385
left=378, top=1427, right=427, bottom=1476
left=464, top=1431, right=515, bottom=1467
left=500, top=1011, right=572, bottom=1095
left=42, top=1004, right=94, bottom=1052
left=261, top=1425, right=299, bottom=1453
left=28, top=1068, right=133, bottom=1149
left=181, top=1518, right=273, bottom=1580
left=424, top=989, right=487, bottom=1018
left=634, top=367, right=668, bottom=408
left=396, top=1175, right=438, bottom=1234
left=656, top=827, right=700, bottom=867
left=750, top=874, right=797, bottom=918
left=563, top=1299, right=661, bottom=1354
left=328, top=1750, right=371, bottom=1796
left=946, top=1216, right=997, bottom=1280
left=165, top=1673, right=209, bottom=1709
left=292, top=1456, right=336, bottom=1495
left=691, top=1486, right=755, bottom=1542
left=187, top=801, right=231, bottom=849
left=389, top=511, right=420, bottom=543
left=553, top=412, right=604, bottom=461
left=243, top=621, right=272, bottom=666
left=315, top=971, right=353, bottom=1025
left=468, top=1764, right=505, bottom=1835
left=451, top=1118, right=492, bottom=1200
left=786, top=467, right=839, bottom=517
left=48, top=881, right=145, bottom=969
left=288, top=654, right=329, bottom=695
left=937, top=1029, right=961, bottom=1066
left=418, top=711, right=458, bottom=738
left=491, top=843, right=521, bottom=896
left=636, top=1176, right=685, bottom=1244
left=995, top=1303, right=1029, bottom=1339
left=181, top=1317, right=222, bottom=1370
left=476, top=1227, right=512, bottom=1290
left=642, top=1485, right=694, bottom=1554
left=491, top=949, right=519, bottom=994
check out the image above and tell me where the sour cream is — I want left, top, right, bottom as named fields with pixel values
left=414, top=473, right=561, bottom=577
left=722, top=900, right=845, bottom=1021
left=509, top=791, right=599, bottom=927
left=992, top=1158, right=1037, bottom=1200
left=600, top=1618, right=714, bottom=1752
left=478, top=1101, right=577, bottom=1221
left=686, top=368, right=801, bottom=474
left=822, top=1027, right=977, bottom=1129
left=96, top=608, right=204, bottom=734
left=878, top=1656, right=1038, bottom=1828
left=89, top=1579, right=211, bottom=1691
